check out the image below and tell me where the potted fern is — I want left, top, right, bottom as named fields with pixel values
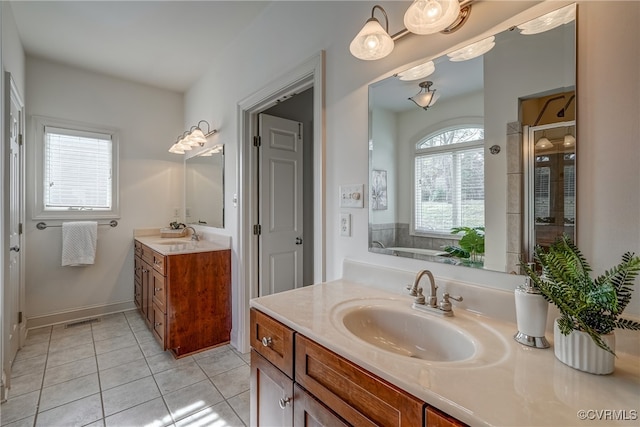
left=521, top=234, right=640, bottom=374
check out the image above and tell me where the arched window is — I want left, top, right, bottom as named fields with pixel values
left=413, top=126, right=484, bottom=235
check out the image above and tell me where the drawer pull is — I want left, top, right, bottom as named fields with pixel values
left=154, top=287, right=163, bottom=292
left=154, top=322, right=162, bottom=327
left=261, top=336, right=272, bottom=347
left=278, top=396, right=291, bottom=409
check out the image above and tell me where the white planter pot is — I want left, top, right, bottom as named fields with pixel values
left=554, top=319, right=615, bottom=375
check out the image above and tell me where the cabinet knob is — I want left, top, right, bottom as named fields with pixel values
left=261, top=336, right=272, bottom=347
left=154, top=287, right=162, bottom=292
left=278, top=396, right=291, bottom=409
left=154, top=322, right=162, bottom=327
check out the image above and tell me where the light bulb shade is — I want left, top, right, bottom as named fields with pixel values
left=188, top=129, right=207, bottom=145
left=535, top=137, right=552, bottom=150
left=178, top=138, right=193, bottom=150
left=408, top=81, right=439, bottom=110
left=349, top=18, right=394, bottom=60
left=447, top=36, right=496, bottom=62
left=563, top=134, right=576, bottom=147
left=404, top=0, right=460, bottom=35
left=168, top=143, right=185, bottom=154
left=397, top=60, right=435, bottom=81
left=518, top=4, right=576, bottom=35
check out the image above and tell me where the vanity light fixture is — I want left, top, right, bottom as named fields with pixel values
left=199, top=144, right=224, bottom=157
left=169, top=120, right=218, bottom=155
left=350, top=1, right=474, bottom=61
left=517, top=3, right=575, bottom=35
left=397, top=60, right=435, bottom=81
left=447, top=36, right=495, bottom=62
left=408, top=81, right=439, bottom=110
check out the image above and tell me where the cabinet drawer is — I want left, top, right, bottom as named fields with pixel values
left=151, top=270, right=166, bottom=313
left=140, top=244, right=154, bottom=265
left=152, top=304, right=165, bottom=347
left=152, top=252, right=166, bottom=275
left=250, top=309, right=295, bottom=378
left=295, top=334, right=424, bottom=427
left=134, top=241, right=142, bottom=257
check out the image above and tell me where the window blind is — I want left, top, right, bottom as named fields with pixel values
left=44, top=126, right=113, bottom=210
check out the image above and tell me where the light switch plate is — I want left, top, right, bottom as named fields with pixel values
left=339, top=184, right=364, bottom=208
left=340, top=213, right=351, bottom=237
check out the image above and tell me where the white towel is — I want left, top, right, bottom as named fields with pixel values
left=62, top=221, right=98, bottom=266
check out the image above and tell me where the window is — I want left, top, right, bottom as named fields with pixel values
left=413, top=126, right=484, bottom=235
left=34, top=117, right=119, bottom=220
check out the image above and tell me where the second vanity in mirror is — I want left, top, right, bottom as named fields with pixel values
left=368, top=4, right=576, bottom=273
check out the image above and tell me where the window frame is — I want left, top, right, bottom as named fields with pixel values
left=411, top=121, right=485, bottom=238
left=33, top=116, right=120, bottom=220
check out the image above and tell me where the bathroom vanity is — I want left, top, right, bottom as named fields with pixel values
left=134, top=234, right=230, bottom=358
left=249, top=271, right=640, bottom=426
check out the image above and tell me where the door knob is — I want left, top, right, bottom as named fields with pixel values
left=10, top=246, right=20, bottom=252
left=295, top=237, right=303, bottom=245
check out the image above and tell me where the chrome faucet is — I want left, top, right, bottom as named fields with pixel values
left=185, top=226, right=200, bottom=241
left=407, top=269, right=463, bottom=316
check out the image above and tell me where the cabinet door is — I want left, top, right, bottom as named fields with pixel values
left=426, top=406, right=468, bottom=427
left=141, top=260, right=152, bottom=325
left=151, top=270, right=166, bottom=313
left=251, top=350, right=294, bottom=427
left=295, top=334, right=424, bottom=427
left=293, top=384, right=349, bottom=427
left=152, top=303, right=166, bottom=347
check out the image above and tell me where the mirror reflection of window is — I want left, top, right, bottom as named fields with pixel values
left=413, top=126, right=484, bottom=235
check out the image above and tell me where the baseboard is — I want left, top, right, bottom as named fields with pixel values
left=26, top=301, right=137, bottom=330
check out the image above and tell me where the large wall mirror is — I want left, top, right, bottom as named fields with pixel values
left=368, top=4, right=576, bottom=273
left=185, top=145, right=224, bottom=228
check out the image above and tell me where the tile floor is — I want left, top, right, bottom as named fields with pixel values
left=0, top=311, right=250, bottom=427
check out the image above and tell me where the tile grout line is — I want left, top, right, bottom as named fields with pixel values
left=30, top=326, right=52, bottom=427
left=91, top=320, right=107, bottom=426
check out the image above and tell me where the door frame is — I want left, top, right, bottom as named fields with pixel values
left=236, top=52, right=325, bottom=353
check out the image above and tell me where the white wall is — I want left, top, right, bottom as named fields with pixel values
left=184, top=0, right=640, bottom=336
left=370, top=108, right=397, bottom=224
left=24, top=57, right=184, bottom=325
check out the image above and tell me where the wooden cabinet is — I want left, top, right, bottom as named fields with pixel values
left=134, top=240, right=231, bottom=358
left=250, top=308, right=468, bottom=427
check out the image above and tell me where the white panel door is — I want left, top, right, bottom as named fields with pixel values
left=258, top=114, right=303, bottom=296
left=3, top=73, right=24, bottom=393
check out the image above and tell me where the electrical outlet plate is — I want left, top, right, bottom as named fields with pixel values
left=339, top=184, right=364, bottom=208
left=340, top=213, right=351, bottom=237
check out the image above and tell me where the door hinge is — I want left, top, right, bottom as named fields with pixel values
left=18, top=134, right=23, bottom=146
left=18, top=311, right=23, bottom=323
left=253, top=136, right=261, bottom=147
left=253, top=224, right=262, bottom=235
left=19, top=223, right=23, bottom=235
left=298, top=123, right=302, bottom=140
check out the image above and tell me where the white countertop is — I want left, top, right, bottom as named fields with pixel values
left=250, top=280, right=640, bottom=427
left=135, top=235, right=230, bottom=256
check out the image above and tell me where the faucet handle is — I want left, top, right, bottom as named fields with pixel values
left=406, top=284, right=418, bottom=297
left=438, top=293, right=463, bottom=312
left=414, top=287, right=426, bottom=305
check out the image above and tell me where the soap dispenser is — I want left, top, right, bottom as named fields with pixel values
left=514, top=263, right=549, bottom=348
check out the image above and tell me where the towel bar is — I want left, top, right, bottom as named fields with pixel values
left=36, top=220, right=118, bottom=230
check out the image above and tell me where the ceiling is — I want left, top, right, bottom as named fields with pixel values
left=9, top=1, right=271, bottom=93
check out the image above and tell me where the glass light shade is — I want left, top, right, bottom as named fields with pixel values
left=518, top=4, right=576, bottom=35
left=398, top=61, right=435, bottom=81
left=409, top=86, right=439, bottom=110
left=168, top=143, right=185, bottom=154
left=448, top=36, right=496, bottom=62
left=178, top=137, right=193, bottom=151
left=403, top=0, right=460, bottom=35
left=563, top=134, right=576, bottom=147
left=349, top=18, right=394, bottom=60
left=188, top=129, right=207, bottom=145
left=535, top=137, right=552, bottom=150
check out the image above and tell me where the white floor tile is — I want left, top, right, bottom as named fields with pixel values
left=35, top=394, right=102, bottom=427
left=105, top=397, right=172, bottom=427
left=6, top=371, right=44, bottom=398
left=102, top=376, right=160, bottom=416
left=153, top=362, right=208, bottom=395
left=99, top=358, right=152, bottom=391
left=227, top=390, right=250, bottom=426
left=10, top=355, right=46, bottom=378
left=174, top=401, right=244, bottom=427
left=162, top=380, right=224, bottom=422
left=210, top=365, right=250, bottom=399
left=196, top=350, right=245, bottom=378
left=43, top=356, right=97, bottom=388
left=39, top=373, right=100, bottom=412
left=97, top=344, right=143, bottom=371
left=46, top=343, right=95, bottom=368
left=0, top=390, right=40, bottom=425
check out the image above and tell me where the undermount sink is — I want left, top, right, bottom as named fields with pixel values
left=155, top=240, right=190, bottom=245
left=340, top=305, right=476, bottom=362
